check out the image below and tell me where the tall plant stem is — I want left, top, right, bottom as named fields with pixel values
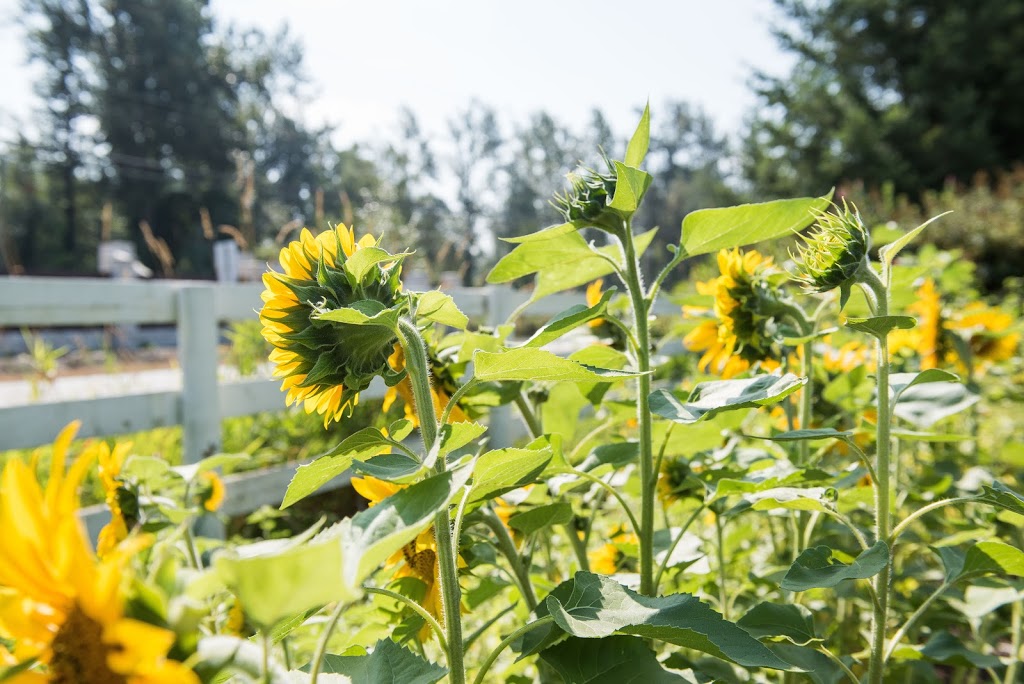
left=398, top=318, right=466, bottom=684
left=617, top=219, right=656, bottom=596
left=861, top=268, right=892, bottom=684
left=480, top=508, right=538, bottom=611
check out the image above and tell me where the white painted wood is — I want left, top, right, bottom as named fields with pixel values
left=0, top=277, right=180, bottom=326
left=0, top=391, right=181, bottom=450
left=179, top=286, right=221, bottom=464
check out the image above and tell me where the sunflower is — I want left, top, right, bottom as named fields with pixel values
left=820, top=340, right=874, bottom=374
left=382, top=344, right=469, bottom=425
left=890, top=279, right=1019, bottom=372
left=588, top=526, right=638, bottom=575
left=96, top=438, right=135, bottom=558
left=683, top=248, right=784, bottom=378
left=260, top=225, right=405, bottom=427
left=0, top=422, right=197, bottom=683
left=351, top=476, right=447, bottom=640
left=657, top=454, right=700, bottom=506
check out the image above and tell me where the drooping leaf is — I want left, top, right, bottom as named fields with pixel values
left=467, top=446, right=553, bottom=504
left=680, top=194, right=831, bottom=258
left=415, top=291, right=469, bottom=330
left=502, top=221, right=578, bottom=244
left=764, top=428, right=853, bottom=442
left=919, top=632, right=1001, bottom=669
left=315, top=301, right=401, bottom=331
left=844, top=315, right=916, bottom=338
left=213, top=524, right=355, bottom=629
left=344, top=468, right=469, bottom=586
left=650, top=374, right=805, bottom=425
left=523, top=288, right=615, bottom=349
left=508, top=502, right=575, bottom=536
left=518, top=572, right=795, bottom=670
left=473, top=348, right=642, bottom=383
left=308, top=639, right=446, bottom=683
left=746, top=487, right=835, bottom=513
left=486, top=227, right=657, bottom=304
left=976, top=481, right=1024, bottom=516
left=737, top=602, right=819, bottom=645
left=781, top=542, right=889, bottom=591
left=577, top=442, right=639, bottom=473
left=281, top=428, right=393, bottom=509
left=890, top=369, right=960, bottom=402
left=891, top=381, right=979, bottom=428
left=351, top=454, right=423, bottom=483
left=538, top=635, right=692, bottom=683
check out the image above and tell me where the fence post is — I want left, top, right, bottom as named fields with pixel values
left=486, top=285, right=517, bottom=448
left=178, top=285, right=221, bottom=463
left=178, top=286, right=225, bottom=538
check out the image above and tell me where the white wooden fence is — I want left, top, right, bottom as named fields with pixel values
left=0, top=276, right=678, bottom=533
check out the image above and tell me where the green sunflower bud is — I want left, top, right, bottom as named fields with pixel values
left=791, top=201, right=871, bottom=294
left=260, top=225, right=407, bottom=426
left=553, top=159, right=622, bottom=234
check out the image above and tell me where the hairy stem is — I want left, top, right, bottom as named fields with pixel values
left=398, top=318, right=466, bottom=684
left=618, top=218, right=656, bottom=596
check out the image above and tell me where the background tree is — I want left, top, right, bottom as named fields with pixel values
left=745, top=0, right=1024, bottom=198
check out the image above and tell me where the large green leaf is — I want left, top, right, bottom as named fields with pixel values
left=957, top=541, right=1024, bottom=581
left=737, top=603, right=819, bottom=646
left=508, top=502, right=575, bottom=536
left=467, top=446, right=553, bottom=504
left=415, top=291, right=468, bottom=330
left=343, top=247, right=409, bottom=282
left=539, top=635, right=692, bottom=683
left=918, top=632, right=1001, bottom=669
left=213, top=524, right=355, bottom=629
left=890, top=369, right=960, bottom=402
left=310, top=639, right=446, bottom=683
left=344, top=468, right=469, bottom=585
left=650, top=374, right=805, bottom=425
left=522, top=288, right=614, bottom=348
left=680, top=195, right=831, bottom=257
left=281, top=428, right=393, bottom=509
left=518, top=572, right=794, bottom=670
left=891, top=380, right=979, bottom=428
left=437, top=421, right=488, bottom=458
left=845, top=315, right=916, bottom=338
left=486, top=228, right=657, bottom=303
left=781, top=542, right=889, bottom=591
left=473, top=348, right=642, bottom=383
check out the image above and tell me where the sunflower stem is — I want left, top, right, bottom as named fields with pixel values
left=858, top=266, right=892, bottom=684
left=616, top=217, right=657, bottom=596
left=397, top=318, right=466, bottom=684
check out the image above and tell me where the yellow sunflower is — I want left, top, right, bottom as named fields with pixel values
left=890, top=278, right=1019, bottom=372
left=586, top=279, right=605, bottom=328
left=820, top=340, right=874, bottom=374
left=351, top=476, right=447, bottom=640
left=0, top=422, right=198, bottom=683
left=382, top=344, right=469, bottom=425
left=684, top=248, right=784, bottom=378
left=96, top=438, right=134, bottom=558
left=260, top=225, right=404, bottom=427
left=588, top=526, right=638, bottom=575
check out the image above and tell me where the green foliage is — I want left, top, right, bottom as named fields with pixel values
left=744, top=0, right=1024, bottom=199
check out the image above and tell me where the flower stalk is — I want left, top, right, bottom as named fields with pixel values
left=397, top=318, right=466, bottom=684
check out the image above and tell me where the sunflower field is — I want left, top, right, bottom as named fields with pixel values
left=3, top=106, right=1024, bottom=683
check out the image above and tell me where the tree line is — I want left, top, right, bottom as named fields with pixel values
left=2, top=0, right=1021, bottom=286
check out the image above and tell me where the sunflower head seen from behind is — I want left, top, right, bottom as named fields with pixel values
left=260, top=225, right=408, bottom=426
left=684, top=248, right=787, bottom=378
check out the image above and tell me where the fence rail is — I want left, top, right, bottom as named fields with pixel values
left=0, top=276, right=678, bottom=529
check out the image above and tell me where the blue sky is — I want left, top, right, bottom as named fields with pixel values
left=0, top=0, right=792, bottom=148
